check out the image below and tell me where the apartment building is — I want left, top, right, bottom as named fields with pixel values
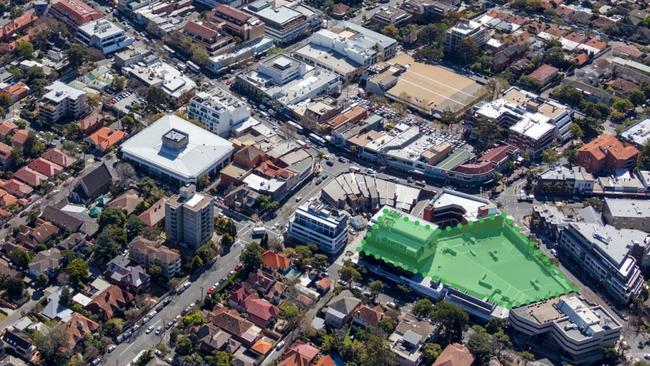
left=208, top=5, right=266, bottom=41
left=287, top=202, right=349, bottom=254
left=559, top=222, right=646, bottom=303
left=50, top=0, right=102, bottom=27
left=444, top=19, right=487, bottom=55
left=128, top=237, right=181, bottom=277
left=188, top=87, right=254, bottom=137
left=183, top=21, right=234, bottom=54
left=577, top=134, right=639, bottom=175
left=39, top=81, right=87, bottom=123
left=165, top=184, right=214, bottom=248
left=243, top=0, right=309, bottom=44
left=510, top=295, right=621, bottom=365
left=76, top=19, right=133, bottom=54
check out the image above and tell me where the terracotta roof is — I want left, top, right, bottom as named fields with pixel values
left=255, top=160, right=295, bottom=180
left=76, top=111, right=103, bottom=133
left=578, top=134, right=639, bottom=161
left=330, top=3, right=349, bottom=15
left=2, top=82, right=29, bottom=99
left=316, top=277, right=331, bottom=291
left=11, top=129, right=29, bottom=145
left=573, top=53, right=588, bottom=65
left=583, top=38, right=607, bottom=50
left=1, top=178, right=33, bottom=197
left=14, top=166, right=48, bottom=187
left=251, top=339, right=274, bottom=355
left=433, top=343, right=475, bottom=366
left=28, top=157, right=64, bottom=177
left=108, top=189, right=142, bottom=214
left=138, top=197, right=166, bottom=226
left=288, top=342, right=320, bottom=362
left=607, top=78, right=637, bottom=93
left=86, top=285, right=133, bottom=319
left=564, top=32, right=586, bottom=43
left=212, top=307, right=254, bottom=338
left=229, top=285, right=253, bottom=305
left=528, top=64, right=559, bottom=83
left=0, top=11, right=38, bottom=39
left=51, top=0, right=102, bottom=26
left=42, top=148, right=76, bottom=168
left=0, top=142, right=12, bottom=161
left=88, top=127, right=127, bottom=151
left=314, top=355, right=336, bottom=366
left=261, top=250, right=291, bottom=271
left=66, top=312, right=99, bottom=346
left=613, top=44, right=643, bottom=59
left=244, top=295, right=279, bottom=322
left=184, top=20, right=220, bottom=39
left=278, top=350, right=311, bottom=366
left=355, top=304, right=383, bottom=327
left=214, top=4, right=252, bottom=23
left=0, top=188, right=18, bottom=207
left=0, top=120, right=17, bottom=138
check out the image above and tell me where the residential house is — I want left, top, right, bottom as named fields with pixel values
left=71, top=163, right=113, bottom=202
left=324, top=290, right=361, bottom=328
left=0, top=179, right=32, bottom=198
left=106, top=254, right=150, bottom=293
left=0, top=257, right=20, bottom=279
left=27, top=247, right=61, bottom=277
left=128, top=236, right=181, bottom=277
left=87, top=127, right=127, bottom=151
left=352, top=304, right=383, bottom=328
left=1, top=82, right=30, bottom=104
left=42, top=290, right=73, bottom=321
left=261, top=250, right=291, bottom=273
left=0, top=143, right=14, bottom=169
left=28, top=158, right=64, bottom=177
left=76, top=111, right=103, bottom=135
left=282, top=342, right=320, bottom=364
left=11, top=129, right=29, bottom=152
left=66, top=312, right=99, bottom=348
left=15, top=219, right=60, bottom=250
left=108, top=189, right=142, bottom=215
left=0, top=189, right=18, bottom=209
left=243, top=294, right=279, bottom=328
left=211, top=307, right=262, bottom=346
left=1, top=328, right=36, bottom=361
left=13, top=167, right=47, bottom=187
left=42, top=148, right=76, bottom=168
left=57, top=232, right=91, bottom=257
left=0, top=120, right=17, bottom=139
left=195, top=323, right=232, bottom=354
left=41, top=204, right=99, bottom=236
left=86, top=284, right=134, bottom=320
left=389, top=314, right=435, bottom=366
left=138, top=197, right=166, bottom=227
left=528, top=64, right=559, bottom=86
left=433, top=343, right=475, bottom=366
left=247, top=269, right=276, bottom=293
left=233, top=145, right=266, bottom=169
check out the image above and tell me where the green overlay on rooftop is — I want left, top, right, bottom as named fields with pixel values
left=358, top=209, right=577, bottom=309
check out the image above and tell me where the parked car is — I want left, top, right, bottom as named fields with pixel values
left=145, top=326, right=154, bottom=334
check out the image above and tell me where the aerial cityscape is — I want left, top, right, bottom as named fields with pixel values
left=0, top=0, right=649, bottom=364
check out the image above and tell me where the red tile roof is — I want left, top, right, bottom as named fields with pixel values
left=28, top=158, right=64, bottom=177
left=214, top=4, right=252, bottom=23
left=528, top=64, right=559, bottom=83
left=11, top=129, right=29, bottom=146
left=86, top=285, right=133, bottom=320
left=355, top=304, right=383, bottom=327
left=0, top=120, right=17, bottom=138
left=42, top=148, right=76, bottom=168
left=51, top=0, right=102, bottom=26
left=0, top=178, right=33, bottom=197
left=433, top=343, right=475, bottom=366
left=583, top=38, right=607, bottom=50
left=138, top=197, right=166, bottom=226
left=14, top=166, right=48, bottom=187
left=288, top=342, right=319, bottom=362
left=244, top=295, right=279, bottom=322
left=261, top=250, right=291, bottom=271
left=0, top=11, right=38, bottom=39
left=88, top=127, right=127, bottom=151
left=66, top=312, right=99, bottom=346
left=314, top=355, right=336, bottom=366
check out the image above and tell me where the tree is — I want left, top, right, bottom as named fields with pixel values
left=126, top=215, right=144, bottom=239
left=467, top=326, right=493, bottom=364
left=339, top=264, right=361, bottom=284
left=240, top=242, right=262, bottom=273
left=422, top=343, right=442, bottom=364
left=369, top=280, right=384, bottom=299
left=175, top=336, right=193, bottom=355
left=60, top=286, right=71, bottom=306
left=381, top=24, right=400, bottom=40
left=146, top=87, right=167, bottom=108
left=569, top=123, right=584, bottom=140
left=431, top=301, right=468, bottom=345
left=14, top=40, right=34, bottom=59
left=207, top=351, right=233, bottom=366
left=66, top=43, right=88, bottom=68
left=34, top=325, right=72, bottom=366
left=36, top=273, right=49, bottom=287
left=113, top=76, right=126, bottom=91
left=279, top=302, right=300, bottom=325
left=99, top=207, right=127, bottom=228
left=639, top=141, right=650, bottom=170
left=472, top=117, right=504, bottom=151
left=541, top=148, right=560, bottom=165
left=4, top=277, right=25, bottom=298
left=257, top=195, right=279, bottom=211
left=190, top=44, right=210, bottom=67
left=518, top=351, right=535, bottom=364
left=94, top=229, right=122, bottom=264
left=9, top=247, right=32, bottom=269
left=413, top=299, right=435, bottom=319
left=601, top=347, right=618, bottom=365
left=220, top=232, right=234, bottom=248
left=66, top=258, right=89, bottom=286
left=191, top=255, right=204, bottom=272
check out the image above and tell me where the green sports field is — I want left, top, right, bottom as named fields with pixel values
left=359, top=209, right=576, bottom=308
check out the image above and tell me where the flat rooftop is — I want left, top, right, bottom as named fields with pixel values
left=359, top=211, right=576, bottom=308
left=621, top=118, right=650, bottom=147
left=385, top=54, right=484, bottom=115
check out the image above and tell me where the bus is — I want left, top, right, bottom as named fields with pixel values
left=287, top=121, right=303, bottom=132
left=295, top=139, right=309, bottom=148
left=309, top=133, right=326, bottom=145
left=187, top=61, right=200, bottom=73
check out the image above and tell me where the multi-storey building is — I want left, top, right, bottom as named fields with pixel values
left=39, top=81, right=87, bottom=123
left=559, top=222, right=646, bottom=303
left=128, top=237, right=182, bottom=277
left=510, top=295, right=621, bottom=365
left=602, top=198, right=650, bottom=232
left=188, top=87, right=253, bottom=137
left=444, top=19, right=487, bottom=55
left=208, top=5, right=266, bottom=41
left=243, top=0, right=313, bottom=44
left=287, top=202, right=349, bottom=254
left=165, top=184, right=214, bottom=248
left=76, top=19, right=133, bottom=54
left=50, top=0, right=102, bottom=27
left=577, top=134, right=639, bottom=175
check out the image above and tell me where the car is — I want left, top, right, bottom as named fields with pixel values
left=142, top=316, right=150, bottom=323
left=91, top=358, right=102, bottom=366
left=295, top=196, right=302, bottom=202
left=320, top=172, right=329, bottom=179
left=337, top=279, right=348, bottom=286
left=163, top=297, right=172, bottom=305
left=123, top=330, right=132, bottom=338
left=166, top=320, right=174, bottom=329
left=207, top=287, right=215, bottom=295
left=645, top=354, right=650, bottom=360
left=132, top=324, right=140, bottom=332
left=339, top=157, right=346, bottom=163
left=155, top=326, right=163, bottom=335
left=155, top=349, right=163, bottom=357
left=145, top=326, right=154, bottom=334
left=272, top=223, right=280, bottom=230
left=276, top=340, right=286, bottom=350
left=386, top=302, right=397, bottom=309
left=235, top=262, right=243, bottom=271
left=175, top=315, right=182, bottom=322
left=107, top=344, right=116, bottom=353
left=166, top=356, right=174, bottom=364
left=325, top=160, right=334, bottom=166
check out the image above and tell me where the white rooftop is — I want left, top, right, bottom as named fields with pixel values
left=121, top=114, right=234, bottom=181
left=43, top=81, right=85, bottom=103
left=78, top=19, right=125, bottom=38
left=620, top=118, right=650, bottom=147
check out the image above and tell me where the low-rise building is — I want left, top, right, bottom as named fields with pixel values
left=242, top=0, right=316, bottom=44
left=76, top=19, right=133, bottom=54
left=106, top=254, right=150, bottom=293
left=372, top=6, right=412, bottom=26
left=324, top=290, right=361, bottom=327
left=208, top=5, right=266, bottom=41
left=86, top=284, right=133, bottom=320
left=559, top=222, right=647, bottom=303
left=1, top=328, right=36, bottom=361
left=207, top=36, right=274, bottom=74
left=620, top=118, right=650, bottom=148
left=537, top=166, right=595, bottom=195
left=510, top=295, right=622, bottom=365
left=128, top=237, right=181, bottom=277
left=577, top=134, right=639, bottom=175
left=389, top=314, right=435, bottom=366
left=28, top=248, right=61, bottom=278
left=603, top=198, right=650, bottom=231
left=50, top=0, right=102, bottom=27
left=124, top=61, right=196, bottom=102
left=288, top=202, right=349, bottom=254
left=188, top=88, right=257, bottom=137
left=39, top=81, right=87, bottom=123
left=433, top=344, right=474, bottom=366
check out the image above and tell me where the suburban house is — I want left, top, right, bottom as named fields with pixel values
left=27, top=248, right=61, bottom=278
left=324, top=290, right=361, bottom=328
left=211, top=307, right=262, bottom=346
left=86, top=284, right=134, bottom=320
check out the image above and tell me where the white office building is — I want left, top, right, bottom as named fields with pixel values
left=39, top=81, right=87, bottom=123
left=288, top=202, right=349, bottom=254
left=188, top=88, right=259, bottom=137
left=444, top=19, right=488, bottom=55
left=76, top=19, right=133, bottom=54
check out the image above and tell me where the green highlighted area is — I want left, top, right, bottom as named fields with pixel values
left=358, top=209, right=577, bottom=308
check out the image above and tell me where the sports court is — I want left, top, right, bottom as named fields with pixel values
left=359, top=210, right=576, bottom=308
left=385, top=54, right=485, bottom=116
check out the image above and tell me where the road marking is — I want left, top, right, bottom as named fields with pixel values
left=119, top=342, right=135, bottom=356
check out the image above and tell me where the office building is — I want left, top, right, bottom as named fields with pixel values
left=120, top=114, right=234, bottom=185
left=207, top=36, right=274, bottom=74
left=39, top=81, right=87, bottom=123
left=603, top=198, right=650, bottom=231
left=444, top=19, right=487, bottom=55
left=577, top=134, right=639, bottom=175
left=124, top=61, right=196, bottom=101
left=510, top=295, right=621, bottom=365
left=188, top=87, right=257, bottom=137
left=50, top=0, right=102, bottom=27
left=76, top=19, right=133, bottom=54
left=208, top=5, right=266, bottom=41
left=243, top=0, right=311, bottom=44
left=165, top=184, right=214, bottom=248
left=287, top=202, right=349, bottom=254
left=559, top=222, right=647, bottom=303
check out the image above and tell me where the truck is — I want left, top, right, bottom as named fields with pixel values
left=252, top=227, right=266, bottom=237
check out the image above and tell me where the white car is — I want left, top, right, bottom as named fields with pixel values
left=155, top=326, right=163, bottom=335
left=145, top=326, right=154, bottom=334
left=107, top=345, right=116, bottom=353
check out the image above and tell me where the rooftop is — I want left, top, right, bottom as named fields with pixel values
left=359, top=210, right=576, bottom=308
left=42, top=81, right=85, bottom=103
left=620, top=118, right=650, bottom=147
left=120, top=114, right=233, bottom=181
left=78, top=19, right=125, bottom=38
left=604, top=198, right=650, bottom=219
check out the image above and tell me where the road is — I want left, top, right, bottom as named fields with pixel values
left=104, top=237, right=246, bottom=366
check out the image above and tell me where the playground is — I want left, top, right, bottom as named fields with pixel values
left=359, top=209, right=576, bottom=308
